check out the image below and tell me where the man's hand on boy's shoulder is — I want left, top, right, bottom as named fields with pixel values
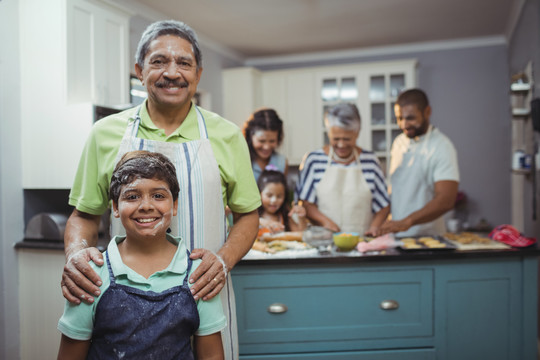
left=61, top=247, right=104, bottom=305
left=188, top=249, right=227, bottom=301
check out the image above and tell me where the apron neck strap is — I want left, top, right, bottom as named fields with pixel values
left=131, top=103, right=208, bottom=140
left=420, top=125, right=433, bottom=153
left=327, top=147, right=359, bottom=166
left=194, top=105, right=208, bottom=140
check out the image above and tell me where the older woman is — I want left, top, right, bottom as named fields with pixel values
left=295, top=103, right=390, bottom=235
left=243, top=108, right=288, bottom=181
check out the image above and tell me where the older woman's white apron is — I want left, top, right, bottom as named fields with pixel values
left=111, top=105, right=238, bottom=359
left=315, top=148, right=373, bottom=233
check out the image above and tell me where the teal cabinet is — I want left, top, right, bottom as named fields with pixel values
left=238, top=348, right=436, bottom=360
left=232, top=255, right=538, bottom=359
left=434, top=258, right=537, bottom=360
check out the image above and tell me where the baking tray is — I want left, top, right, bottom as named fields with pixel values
left=397, top=235, right=457, bottom=251
left=442, top=232, right=511, bottom=251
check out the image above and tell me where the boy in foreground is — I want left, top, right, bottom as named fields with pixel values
left=57, top=150, right=225, bottom=360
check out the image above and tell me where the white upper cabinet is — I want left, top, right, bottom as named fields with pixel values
left=222, top=67, right=263, bottom=128
left=20, top=0, right=130, bottom=188
left=223, top=59, right=417, bottom=168
left=261, top=70, right=318, bottom=165
left=66, top=0, right=130, bottom=107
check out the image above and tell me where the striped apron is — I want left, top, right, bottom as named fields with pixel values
left=111, top=105, right=238, bottom=359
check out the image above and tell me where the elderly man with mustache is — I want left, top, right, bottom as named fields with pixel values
left=60, top=20, right=260, bottom=359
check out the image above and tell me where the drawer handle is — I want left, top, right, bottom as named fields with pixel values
left=380, top=300, right=399, bottom=310
left=267, top=303, right=288, bottom=314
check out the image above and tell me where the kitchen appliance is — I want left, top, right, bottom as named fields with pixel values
left=25, top=212, right=68, bottom=241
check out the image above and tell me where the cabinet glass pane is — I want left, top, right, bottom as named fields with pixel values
left=322, top=78, right=338, bottom=101
left=371, top=103, right=385, bottom=126
left=369, top=75, right=386, bottom=101
left=390, top=74, right=405, bottom=98
left=340, top=77, right=357, bottom=101
left=372, top=130, right=387, bottom=152
left=391, top=101, right=397, bottom=124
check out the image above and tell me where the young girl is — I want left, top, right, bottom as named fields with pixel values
left=243, top=108, right=288, bottom=181
left=257, top=169, right=307, bottom=235
left=57, top=150, right=225, bottom=360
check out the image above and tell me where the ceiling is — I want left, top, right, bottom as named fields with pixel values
left=127, top=0, right=522, bottom=60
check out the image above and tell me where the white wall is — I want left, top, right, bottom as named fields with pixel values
left=0, top=0, right=23, bottom=359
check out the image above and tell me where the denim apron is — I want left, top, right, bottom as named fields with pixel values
left=87, top=251, right=198, bottom=359
left=110, top=104, right=237, bottom=359
left=315, top=148, right=373, bottom=233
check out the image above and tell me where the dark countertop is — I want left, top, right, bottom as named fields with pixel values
left=235, top=243, right=540, bottom=266
left=15, top=238, right=540, bottom=265
left=14, top=238, right=108, bottom=252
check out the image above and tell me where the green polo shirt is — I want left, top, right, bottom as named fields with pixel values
left=69, top=101, right=260, bottom=215
left=57, top=234, right=226, bottom=340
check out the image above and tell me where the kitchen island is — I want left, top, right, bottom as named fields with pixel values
left=231, top=245, right=540, bottom=360
left=15, top=240, right=540, bottom=360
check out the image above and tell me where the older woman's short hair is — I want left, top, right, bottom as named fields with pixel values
left=324, top=103, right=361, bottom=132
left=135, top=20, right=202, bottom=70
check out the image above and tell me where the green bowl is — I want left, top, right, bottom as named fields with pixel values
left=333, top=232, right=360, bottom=251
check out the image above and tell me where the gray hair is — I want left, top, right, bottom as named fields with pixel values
left=324, top=103, right=361, bottom=132
left=135, top=20, right=202, bottom=70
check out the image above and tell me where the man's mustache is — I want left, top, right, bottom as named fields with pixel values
left=155, top=80, right=188, bottom=88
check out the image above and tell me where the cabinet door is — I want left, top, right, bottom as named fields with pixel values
left=222, top=67, right=263, bottom=127
left=22, top=0, right=129, bottom=188
left=434, top=259, right=529, bottom=360
left=18, top=250, right=67, bottom=360
left=359, top=60, right=417, bottom=174
left=240, top=348, right=436, bottom=360
left=261, top=70, right=318, bottom=165
left=66, top=0, right=94, bottom=104
left=67, top=0, right=129, bottom=106
left=316, top=70, right=369, bottom=150
left=93, top=7, right=130, bottom=106
left=233, top=265, right=434, bottom=354
left=284, top=72, right=317, bottom=165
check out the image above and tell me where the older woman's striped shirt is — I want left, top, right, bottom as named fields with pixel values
left=295, top=149, right=390, bottom=213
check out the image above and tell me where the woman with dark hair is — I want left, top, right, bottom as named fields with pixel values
left=243, top=108, right=288, bottom=180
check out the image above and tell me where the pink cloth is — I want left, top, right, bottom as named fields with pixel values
left=489, top=224, right=536, bottom=247
left=356, top=233, right=397, bottom=252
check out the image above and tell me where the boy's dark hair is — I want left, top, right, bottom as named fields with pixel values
left=396, top=88, right=430, bottom=111
left=243, top=108, right=284, bottom=161
left=257, top=169, right=291, bottom=231
left=109, top=150, right=179, bottom=204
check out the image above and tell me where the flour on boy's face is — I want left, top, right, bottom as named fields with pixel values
left=114, top=177, right=177, bottom=239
